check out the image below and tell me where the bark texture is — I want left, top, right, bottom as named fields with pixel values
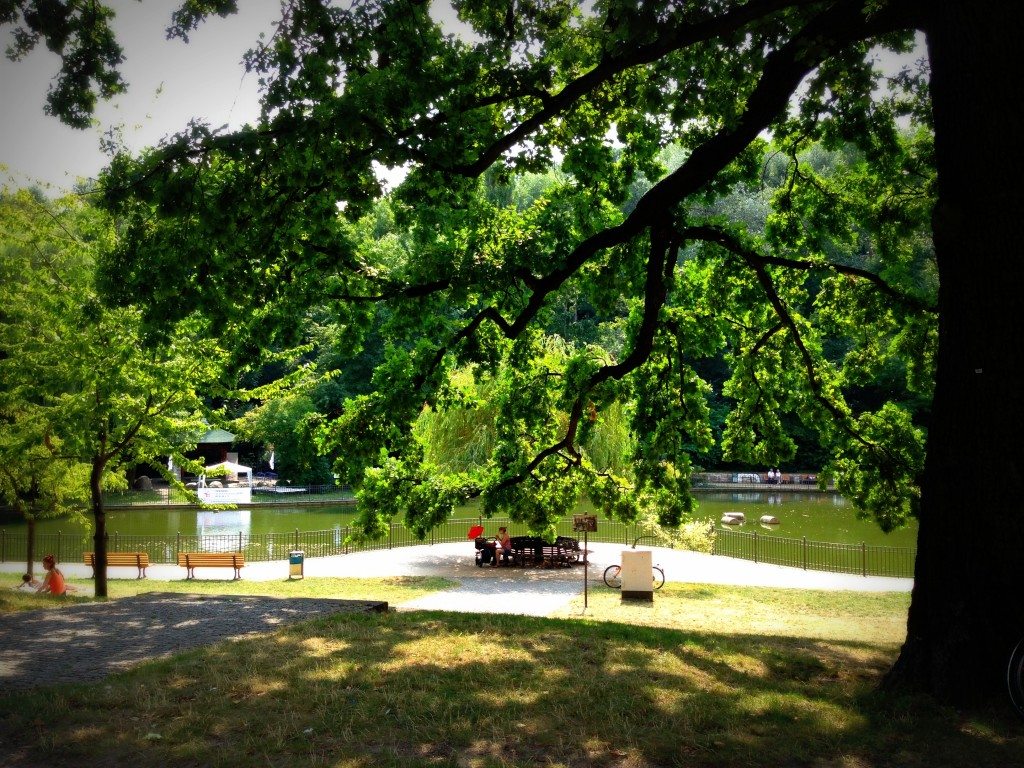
left=886, top=0, right=1024, bottom=703
left=91, top=458, right=108, bottom=599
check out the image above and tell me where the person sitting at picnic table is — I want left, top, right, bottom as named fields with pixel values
left=36, top=554, right=67, bottom=596
left=490, top=526, right=512, bottom=567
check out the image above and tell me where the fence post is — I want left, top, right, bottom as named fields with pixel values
left=389, top=524, right=393, bottom=550
left=753, top=530, right=758, bottom=564
left=802, top=536, right=807, bottom=570
left=862, top=541, right=867, bottom=577
left=295, top=528, right=299, bottom=551
left=57, top=530, right=62, bottom=563
left=176, top=531, right=181, bottom=558
left=239, top=531, right=243, bottom=553
left=114, top=532, right=119, bottom=551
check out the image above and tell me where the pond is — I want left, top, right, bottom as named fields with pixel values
left=698, top=490, right=918, bottom=548
left=0, top=490, right=918, bottom=548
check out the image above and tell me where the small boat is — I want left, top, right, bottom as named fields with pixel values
left=759, top=515, right=780, bottom=525
left=721, top=513, right=743, bottom=525
left=722, top=511, right=746, bottom=522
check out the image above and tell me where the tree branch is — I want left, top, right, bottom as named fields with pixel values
left=408, top=0, right=915, bottom=394
left=444, top=0, right=819, bottom=177
left=679, top=224, right=912, bottom=458
left=685, top=224, right=937, bottom=313
left=487, top=224, right=677, bottom=493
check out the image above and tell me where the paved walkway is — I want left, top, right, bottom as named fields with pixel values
left=1, top=543, right=912, bottom=690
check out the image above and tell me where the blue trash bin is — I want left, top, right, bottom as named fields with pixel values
left=289, top=550, right=304, bottom=579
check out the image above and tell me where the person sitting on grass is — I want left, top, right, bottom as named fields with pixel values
left=35, top=554, right=68, bottom=596
left=13, top=574, right=39, bottom=592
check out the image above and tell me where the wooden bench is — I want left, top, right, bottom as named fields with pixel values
left=177, top=552, right=245, bottom=580
left=84, top=551, right=150, bottom=579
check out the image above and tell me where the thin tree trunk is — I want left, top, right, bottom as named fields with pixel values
left=14, top=500, right=36, bottom=580
left=885, top=0, right=1024, bottom=704
left=91, top=457, right=108, bottom=599
left=26, top=515, right=35, bottom=580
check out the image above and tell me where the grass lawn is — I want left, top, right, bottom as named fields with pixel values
left=556, top=583, right=912, bottom=644
left=0, top=579, right=1020, bottom=767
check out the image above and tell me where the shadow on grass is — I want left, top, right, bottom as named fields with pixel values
left=0, top=610, right=1020, bottom=768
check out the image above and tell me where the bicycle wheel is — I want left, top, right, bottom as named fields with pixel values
left=603, top=565, right=622, bottom=589
left=651, top=566, right=665, bottom=590
left=1008, top=636, right=1024, bottom=718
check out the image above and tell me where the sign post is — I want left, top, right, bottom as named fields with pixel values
left=573, top=515, right=597, bottom=609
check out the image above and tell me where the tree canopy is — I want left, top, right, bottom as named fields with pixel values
left=91, top=0, right=935, bottom=541
left=0, top=188, right=231, bottom=596
left=5, top=0, right=1023, bottom=707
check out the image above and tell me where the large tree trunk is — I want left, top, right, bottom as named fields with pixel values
left=91, top=457, right=108, bottom=599
left=885, top=0, right=1024, bottom=704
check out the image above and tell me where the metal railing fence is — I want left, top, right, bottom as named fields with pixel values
left=712, top=528, right=916, bottom=577
left=0, top=517, right=915, bottom=579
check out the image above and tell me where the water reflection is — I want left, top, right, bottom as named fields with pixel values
left=196, top=509, right=251, bottom=537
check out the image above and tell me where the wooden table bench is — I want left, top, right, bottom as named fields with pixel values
left=507, top=537, right=577, bottom=568
left=177, top=552, right=245, bottom=580
left=84, top=552, right=150, bottom=579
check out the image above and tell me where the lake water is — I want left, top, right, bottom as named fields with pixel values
left=0, top=490, right=918, bottom=548
left=698, top=490, right=917, bottom=547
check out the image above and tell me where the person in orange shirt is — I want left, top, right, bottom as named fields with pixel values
left=36, top=554, right=67, bottom=595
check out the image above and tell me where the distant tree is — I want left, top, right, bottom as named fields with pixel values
left=232, top=392, right=334, bottom=485
left=0, top=406, right=90, bottom=578
left=0, top=188, right=228, bottom=597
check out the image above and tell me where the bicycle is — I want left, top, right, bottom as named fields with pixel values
left=1008, top=636, right=1024, bottom=718
left=602, top=563, right=665, bottom=590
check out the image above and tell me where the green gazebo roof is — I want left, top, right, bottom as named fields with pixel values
left=198, top=428, right=235, bottom=444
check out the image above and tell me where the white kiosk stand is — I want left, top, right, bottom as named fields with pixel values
left=620, top=548, right=654, bottom=601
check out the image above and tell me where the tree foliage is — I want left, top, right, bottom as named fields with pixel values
left=14, top=0, right=1022, bottom=706
left=89, top=0, right=935, bottom=544
left=0, top=188, right=230, bottom=596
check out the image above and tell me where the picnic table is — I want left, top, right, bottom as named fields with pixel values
left=507, top=536, right=585, bottom=568
left=474, top=535, right=589, bottom=568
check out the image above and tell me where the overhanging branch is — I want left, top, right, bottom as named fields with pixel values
left=680, top=223, right=914, bottom=460
left=685, top=224, right=937, bottom=313
left=408, top=0, right=915, bottom=394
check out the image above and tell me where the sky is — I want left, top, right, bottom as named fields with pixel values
left=0, top=1, right=282, bottom=193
